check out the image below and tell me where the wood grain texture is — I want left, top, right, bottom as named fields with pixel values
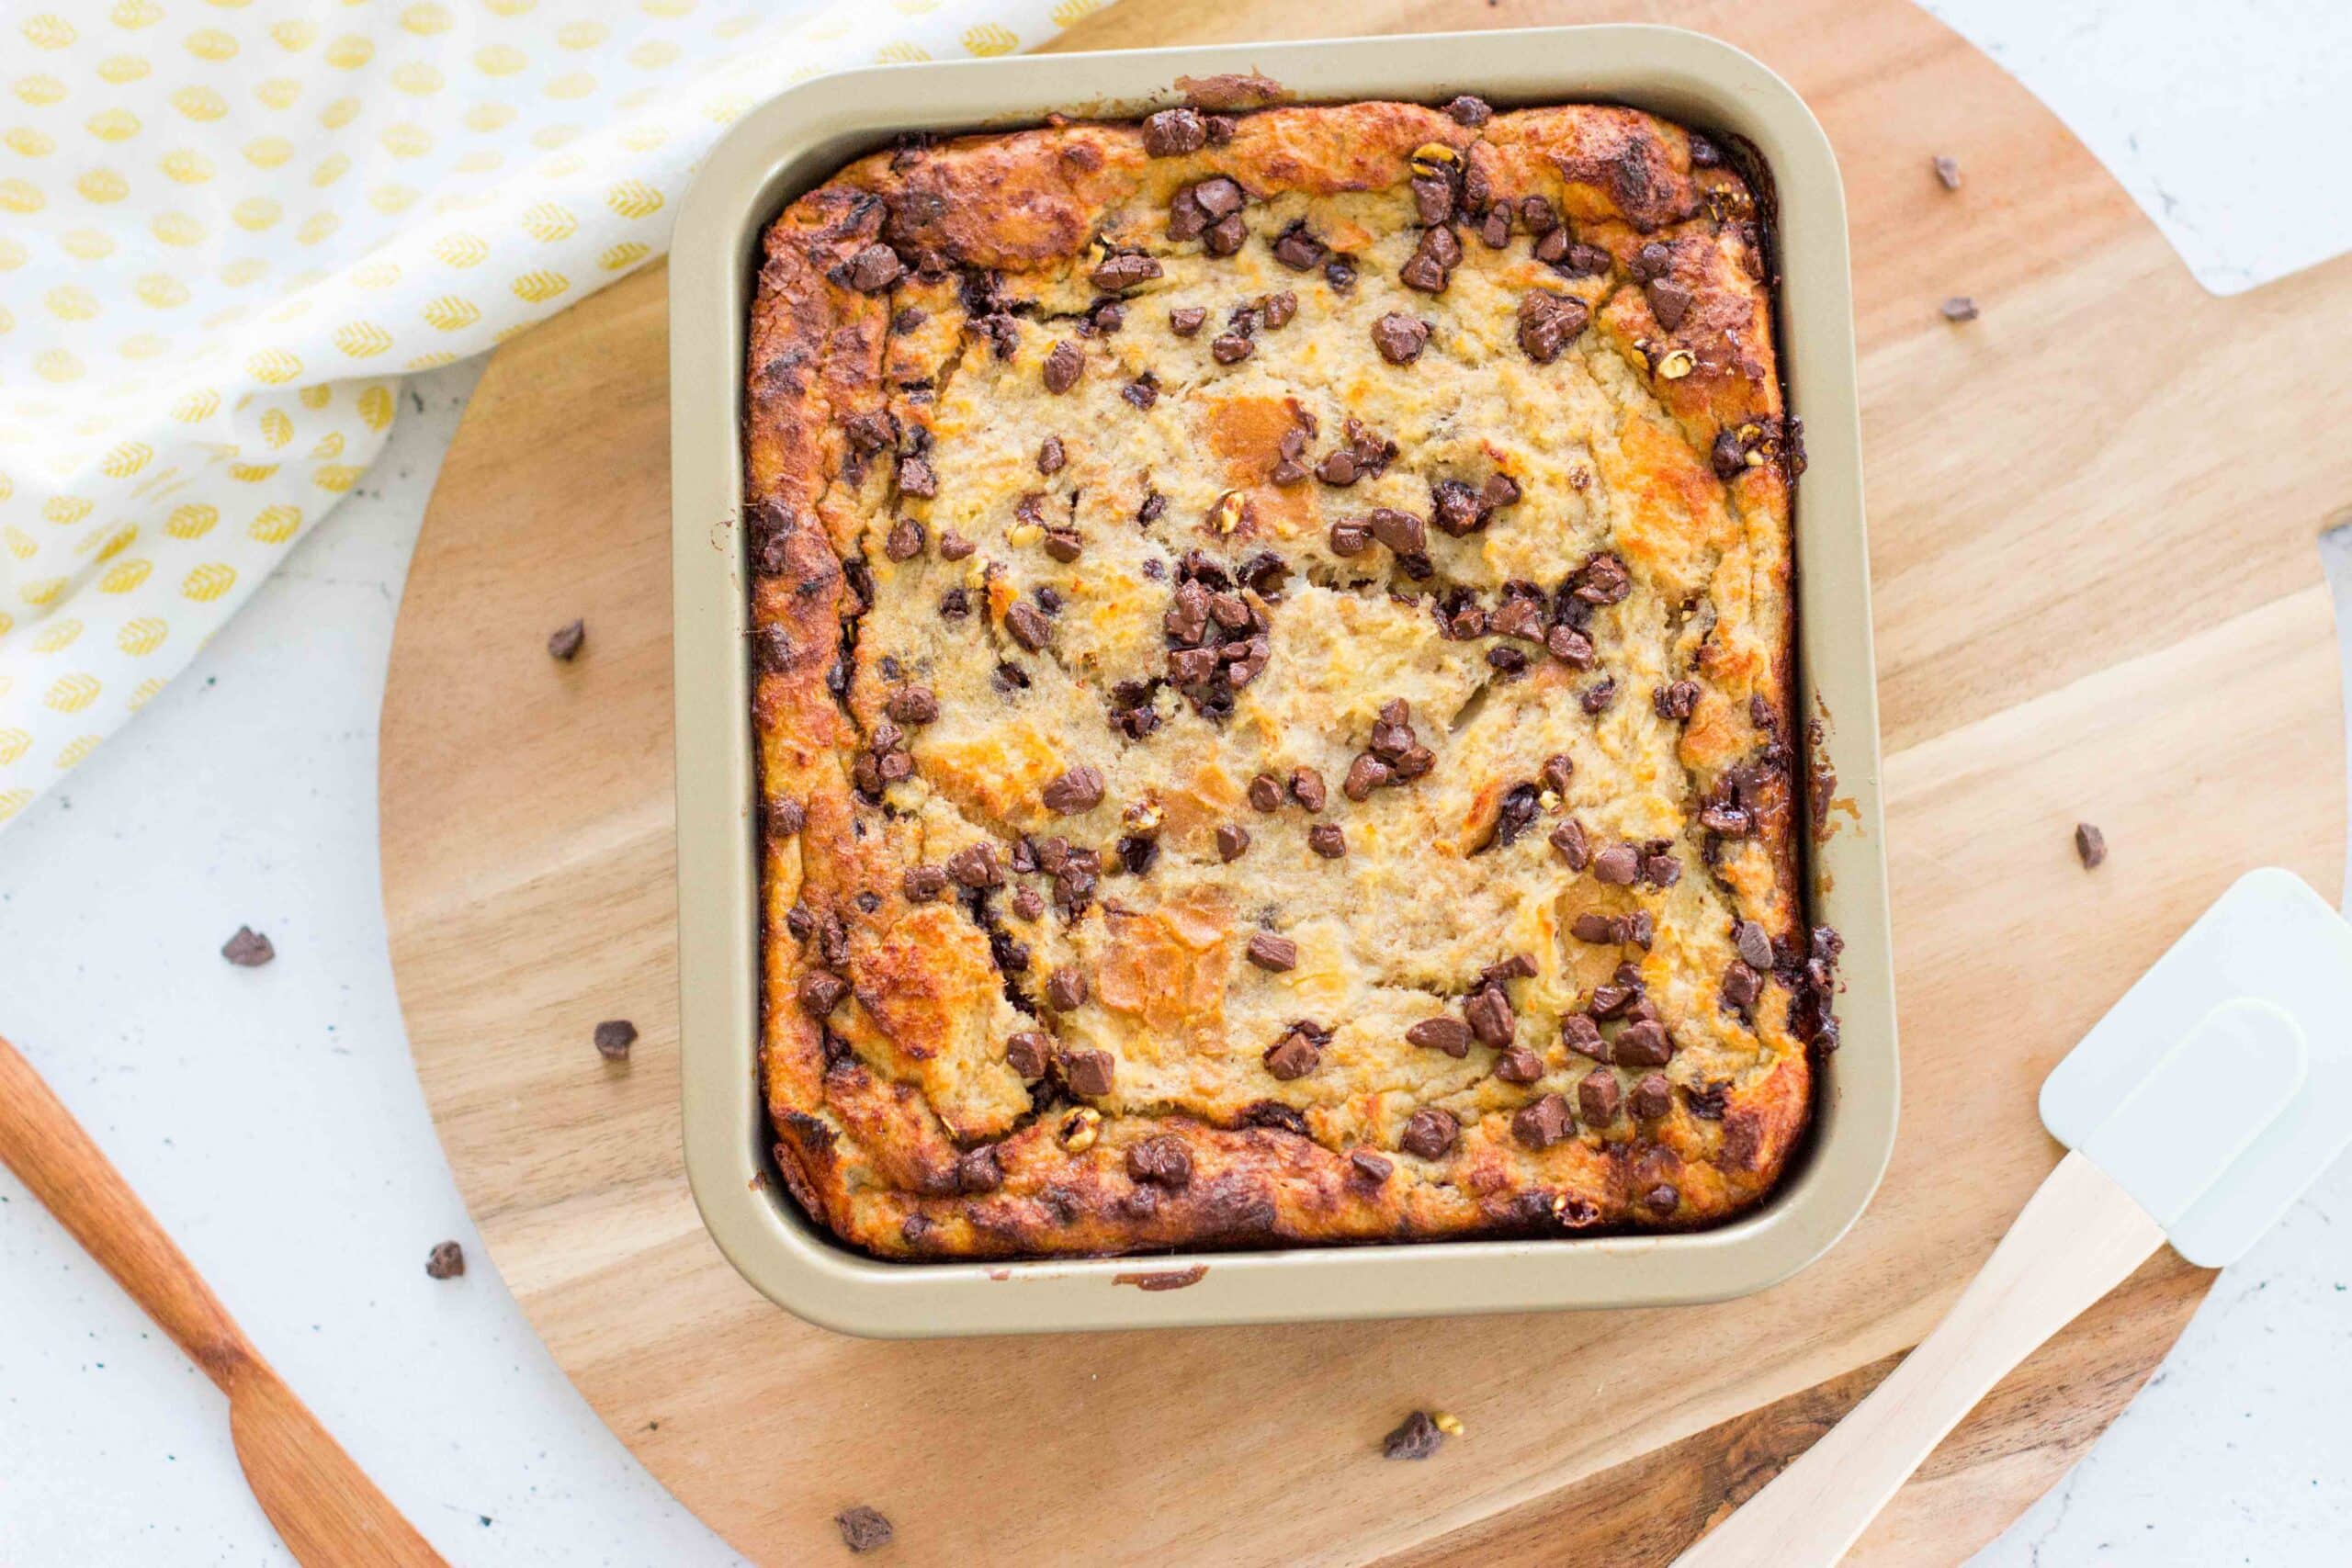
left=380, top=1, right=2351, bottom=1563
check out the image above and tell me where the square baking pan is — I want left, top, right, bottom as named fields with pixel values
left=672, top=25, right=1896, bottom=1337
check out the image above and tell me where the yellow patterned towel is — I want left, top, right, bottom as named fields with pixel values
left=0, top=0, right=1092, bottom=829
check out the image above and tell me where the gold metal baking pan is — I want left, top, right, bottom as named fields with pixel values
left=672, top=25, right=1896, bottom=1337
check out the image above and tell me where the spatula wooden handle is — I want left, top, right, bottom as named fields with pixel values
left=0, top=1032, right=256, bottom=1392
left=1676, top=1152, right=2167, bottom=1568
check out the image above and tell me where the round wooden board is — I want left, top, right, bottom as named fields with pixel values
left=382, top=0, right=2352, bottom=1562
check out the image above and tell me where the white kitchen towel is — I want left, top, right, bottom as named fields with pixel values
left=0, top=0, right=1089, bottom=831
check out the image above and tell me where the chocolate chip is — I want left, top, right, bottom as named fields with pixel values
left=1721, top=961, right=1761, bottom=1010
left=1647, top=278, right=1694, bottom=332
left=1700, top=803, right=1755, bottom=837
left=842, top=243, right=904, bottom=293
left=424, top=1240, right=465, bottom=1280
left=1031, top=765, right=1102, bottom=817
left=1411, top=175, right=1455, bottom=227
left=1592, top=843, right=1639, bottom=885
left=897, top=455, right=936, bottom=499
left=1406, top=1016, right=1471, bottom=1058
left=1575, top=552, right=1631, bottom=604
left=1512, top=1094, right=1573, bottom=1150
left=1711, top=429, right=1748, bottom=480
left=594, top=1020, right=637, bottom=1061
left=1732, top=919, right=1773, bottom=970
left=885, top=686, right=938, bottom=728
left=1615, top=1020, right=1674, bottom=1067
left=1245, top=931, right=1298, bottom=972
left=1518, top=290, right=1589, bottom=363
left=1031, top=436, right=1066, bottom=479
left=1643, top=854, right=1680, bottom=887
left=1551, top=820, right=1590, bottom=872
left=1941, top=295, right=1979, bottom=322
left=1399, top=1107, right=1458, bottom=1159
left=1444, top=95, right=1492, bottom=127
left=1399, top=250, right=1449, bottom=293
left=768, top=798, right=806, bottom=838
left=1382, top=1410, right=1446, bottom=1461
left=1547, top=626, right=1596, bottom=667
left=1042, top=966, right=1089, bottom=1011
left=1255, top=1023, right=1319, bottom=1079
left=1351, top=1149, right=1393, bottom=1185
left=1271, top=221, right=1326, bottom=271
left=1204, top=212, right=1247, bottom=255
left=1042, top=340, right=1083, bottom=392
left=1248, top=773, right=1283, bottom=812
left=1192, top=176, right=1245, bottom=218
left=1210, top=332, right=1254, bottom=365
left=1622, top=1074, right=1668, bottom=1122
left=933, top=530, right=975, bottom=565
left=1143, top=107, right=1208, bottom=156
left=547, top=619, right=585, bottom=661
left=1932, top=153, right=1962, bottom=191
left=1332, top=753, right=1389, bottom=801
left=1005, top=1031, right=1049, bottom=1079
left=797, top=970, right=848, bottom=1017
left=2075, top=821, right=2107, bottom=869
left=1576, top=1066, right=1622, bottom=1126
left=1117, top=834, right=1159, bottom=875
left=1005, top=603, right=1052, bottom=652
left=1494, top=1045, right=1544, bottom=1085
left=834, top=1506, right=895, bottom=1554
left=1371, top=311, right=1430, bottom=365
left=1327, top=517, right=1373, bottom=558
left=1122, top=374, right=1159, bottom=411
left=1480, top=209, right=1511, bottom=249
left=1092, top=252, right=1162, bottom=292
left=1644, top=1182, right=1680, bottom=1215
left=221, top=925, right=275, bottom=967
left=1570, top=912, right=1618, bottom=944
left=1558, top=1014, right=1606, bottom=1061
left=957, top=1145, right=1003, bottom=1194
left=901, top=864, right=948, bottom=903
left=1126, top=1135, right=1192, bottom=1188
left=1287, top=766, right=1328, bottom=812
left=1260, top=290, right=1297, bottom=331
left=1063, top=1048, right=1115, bottom=1097
left=1367, top=507, right=1425, bottom=555
left=946, top=842, right=1001, bottom=889
left=1655, top=680, right=1699, bottom=720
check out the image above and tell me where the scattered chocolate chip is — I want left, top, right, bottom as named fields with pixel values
left=1143, top=107, right=1208, bottom=156
left=1546, top=626, right=1596, bottom=668
left=1116, top=834, right=1159, bottom=875
left=1307, top=824, right=1347, bottom=859
left=1940, top=295, right=1979, bottom=322
left=1261, top=290, right=1296, bottom=329
left=956, top=1145, right=1003, bottom=1194
left=424, top=1240, right=465, bottom=1280
left=1005, top=1031, right=1049, bottom=1080
left=1371, top=311, right=1431, bottom=365
left=1271, top=221, right=1327, bottom=271
left=594, top=1020, right=637, bottom=1061
left=1010, top=887, right=1045, bottom=920
left=2075, top=821, right=2107, bottom=869
left=1211, top=332, right=1254, bottom=365
left=1570, top=912, right=1619, bottom=944
left=1721, top=961, right=1762, bottom=1010
left=1551, top=819, right=1590, bottom=870
left=1647, top=278, right=1694, bottom=333
left=1406, top=1016, right=1472, bottom=1058
left=547, top=619, right=585, bottom=661
left=1494, top=1045, right=1544, bottom=1085
left=1127, top=1135, right=1192, bottom=1188
left=834, top=1506, right=895, bottom=1554
left=1444, top=95, right=1492, bottom=127
left=1043, top=966, right=1088, bottom=1011
left=1628, top=1073, right=1672, bottom=1121
left=1204, top=113, right=1237, bottom=144
left=1464, top=986, right=1516, bottom=1047
left=936, top=531, right=975, bottom=563
left=1932, top=153, right=1962, bottom=191
left=897, top=455, right=936, bottom=498
left=1327, top=517, right=1372, bottom=557
left=1245, top=931, right=1299, bottom=973
left=1063, top=1048, right=1115, bottom=1097
left=1263, top=1025, right=1321, bottom=1079
left=1733, top=919, right=1773, bottom=970
left=1288, top=766, right=1328, bottom=811
left=767, top=797, right=806, bottom=837
left=1005, top=603, right=1053, bottom=652
left=1560, top=1014, right=1607, bottom=1060
left=1038, top=765, right=1103, bottom=816
left=1092, top=252, right=1163, bottom=291
left=1192, top=176, right=1245, bottom=218
left=1042, top=339, right=1084, bottom=392
left=1644, top=1182, right=1680, bottom=1215
left=885, top=686, right=938, bottom=727
left=1592, top=844, right=1640, bottom=885
left=1411, top=174, right=1455, bottom=227
left=1643, top=854, right=1681, bottom=888
left=1615, top=1020, right=1674, bottom=1067
left=1248, top=773, right=1283, bottom=812
left=1204, top=211, right=1247, bottom=255
left=1350, top=1149, right=1393, bottom=1186
left=1399, top=249, right=1449, bottom=293
left=902, top=864, right=948, bottom=902
left=797, top=970, right=849, bottom=1017
left=1700, top=803, right=1755, bottom=837
left=1169, top=305, right=1207, bottom=337
left=1036, top=434, right=1066, bottom=475
left=221, top=926, right=275, bottom=967
left=1512, top=1093, right=1573, bottom=1150
left=842, top=243, right=904, bottom=294
left=1480, top=208, right=1511, bottom=249
left=1399, top=1107, right=1458, bottom=1160
left=1122, top=374, right=1160, bottom=411
left=1577, top=1067, right=1622, bottom=1126
left=1655, top=680, right=1699, bottom=720
left=1367, top=508, right=1425, bottom=555
left=1199, top=822, right=1247, bottom=864
left=946, top=842, right=1001, bottom=888
left=1689, top=134, right=1723, bottom=168
left=1383, top=1409, right=1446, bottom=1461
left=1518, top=290, right=1589, bottom=363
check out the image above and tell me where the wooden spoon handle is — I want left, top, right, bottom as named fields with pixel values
left=0, top=1032, right=255, bottom=1392
left=1676, top=1151, right=2167, bottom=1568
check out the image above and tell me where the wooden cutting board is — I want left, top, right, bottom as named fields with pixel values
left=379, top=0, right=2352, bottom=1562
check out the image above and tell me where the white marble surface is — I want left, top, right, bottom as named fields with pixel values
left=5, top=6, right=2351, bottom=1565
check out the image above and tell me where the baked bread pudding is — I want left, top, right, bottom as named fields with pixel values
left=744, top=92, right=1836, bottom=1260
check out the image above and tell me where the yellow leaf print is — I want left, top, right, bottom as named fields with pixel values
left=109, top=0, right=162, bottom=28
left=333, top=321, right=391, bottom=357
left=227, top=462, right=278, bottom=482
left=325, top=35, right=375, bottom=70
left=255, top=78, right=301, bottom=110
left=243, top=135, right=293, bottom=169
left=299, top=384, right=331, bottom=412
left=962, top=23, right=1019, bottom=55
left=5, top=128, right=56, bottom=156
left=628, top=39, right=680, bottom=69
left=311, top=465, right=361, bottom=492
left=598, top=242, right=650, bottom=273
left=166, top=502, right=219, bottom=537
left=875, top=41, right=933, bottom=64
left=465, top=103, right=516, bottom=133
left=404, top=351, right=458, bottom=371
left=641, top=0, right=695, bottom=16
left=558, top=20, right=608, bottom=48
left=452, top=151, right=503, bottom=175
left=511, top=270, right=570, bottom=304
left=67, top=228, right=116, bottom=258
left=43, top=675, right=99, bottom=714
left=22, top=16, right=78, bottom=51
left=99, top=558, right=152, bottom=593
left=171, top=86, right=230, bottom=122
left=161, top=151, right=215, bottom=185
left=309, top=430, right=343, bottom=458
left=77, top=169, right=131, bottom=203
left=89, top=525, right=137, bottom=561
left=474, top=45, right=527, bottom=77
left=520, top=203, right=578, bottom=243
left=187, top=28, right=238, bottom=62
left=259, top=408, right=293, bottom=448
left=3, top=525, right=34, bottom=559
left=392, top=62, right=445, bottom=96
left=45, top=287, right=100, bottom=321
left=357, top=386, right=394, bottom=432
left=432, top=232, right=488, bottom=268
left=152, top=211, right=204, bottom=245
left=896, top=0, right=942, bottom=12
left=0, top=179, right=46, bottom=215
left=182, top=563, right=236, bottom=602
left=33, top=349, right=82, bottom=382
left=20, top=576, right=68, bottom=606
left=0, top=792, right=33, bottom=822
left=54, top=736, right=102, bottom=770
left=171, top=389, right=220, bottom=423
left=271, top=18, right=318, bottom=51
left=422, top=296, right=480, bottom=332
left=249, top=504, right=302, bottom=543
left=0, top=238, right=24, bottom=269
left=42, top=496, right=92, bottom=525
left=605, top=181, right=663, bottom=220
left=221, top=258, right=267, bottom=286
left=97, top=55, right=152, bottom=85
left=298, top=212, right=339, bottom=245
left=31, top=619, right=82, bottom=653
left=401, top=1, right=455, bottom=34
left=15, top=74, right=68, bottom=106
left=369, top=186, right=419, bottom=216
left=350, top=259, right=402, bottom=290
left=117, top=617, right=168, bottom=656
left=1050, top=0, right=1102, bottom=22
left=136, top=274, right=189, bottom=308
left=101, top=440, right=151, bottom=477
left=0, top=731, right=28, bottom=766
left=311, top=151, right=352, bottom=188
left=245, top=349, right=301, bottom=384
left=232, top=197, right=281, bottom=231
left=380, top=123, right=433, bottom=160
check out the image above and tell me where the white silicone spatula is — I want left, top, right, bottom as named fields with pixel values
left=1678, top=867, right=2352, bottom=1568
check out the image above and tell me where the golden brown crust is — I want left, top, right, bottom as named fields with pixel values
left=746, top=99, right=1827, bottom=1260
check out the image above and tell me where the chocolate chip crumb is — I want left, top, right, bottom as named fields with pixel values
left=1940, top=295, right=1979, bottom=322
left=221, top=925, right=275, bottom=967
left=1263, top=1026, right=1320, bottom=1079
left=1371, top=311, right=1431, bottom=365
left=1143, top=107, right=1209, bottom=157
left=1351, top=1149, right=1393, bottom=1185
left=1042, top=339, right=1084, bottom=392
left=1216, top=823, right=1250, bottom=862
left=1248, top=773, right=1283, bottom=812
left=1126, top=1134, right=1193, bottom=1189
left=1406, top=1016, right=1472, bottom=1058
left=1289, top=766, right=1328, bottom=811
left=1494, top=1045, right=1544, bottom=1085
left=1245, top=931, right=1299, bottom=972
left=1170, top=305, right=1207, bottom=336
left=1932, top=154, right=1962, bottom=191
left=1063, top=1048, right=1116, bottom=1097
left=547, top=619, right=585, bottom=661
left=594, top=1020, right=637, bottom=1061
left=834, top=1506, right=895, bottom=1554
left=1005, top=1031, right=1049, bottom=1080
left=2075, top=821, right=2107, bottom=870
left=1307, top=824, right=1347, bottom=859
left=1382, top=1409, right=1446, bottom=1461
left=424, top=1240, right=465, bottom=1280
left=1444, top=95, right=1492, bottom=128
left=1398, top=1107, right=1457, bottom=1159
left=1511, top=1093, right=1572, bottom=1149
left=1041, top=765, right=1105, bottom=815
